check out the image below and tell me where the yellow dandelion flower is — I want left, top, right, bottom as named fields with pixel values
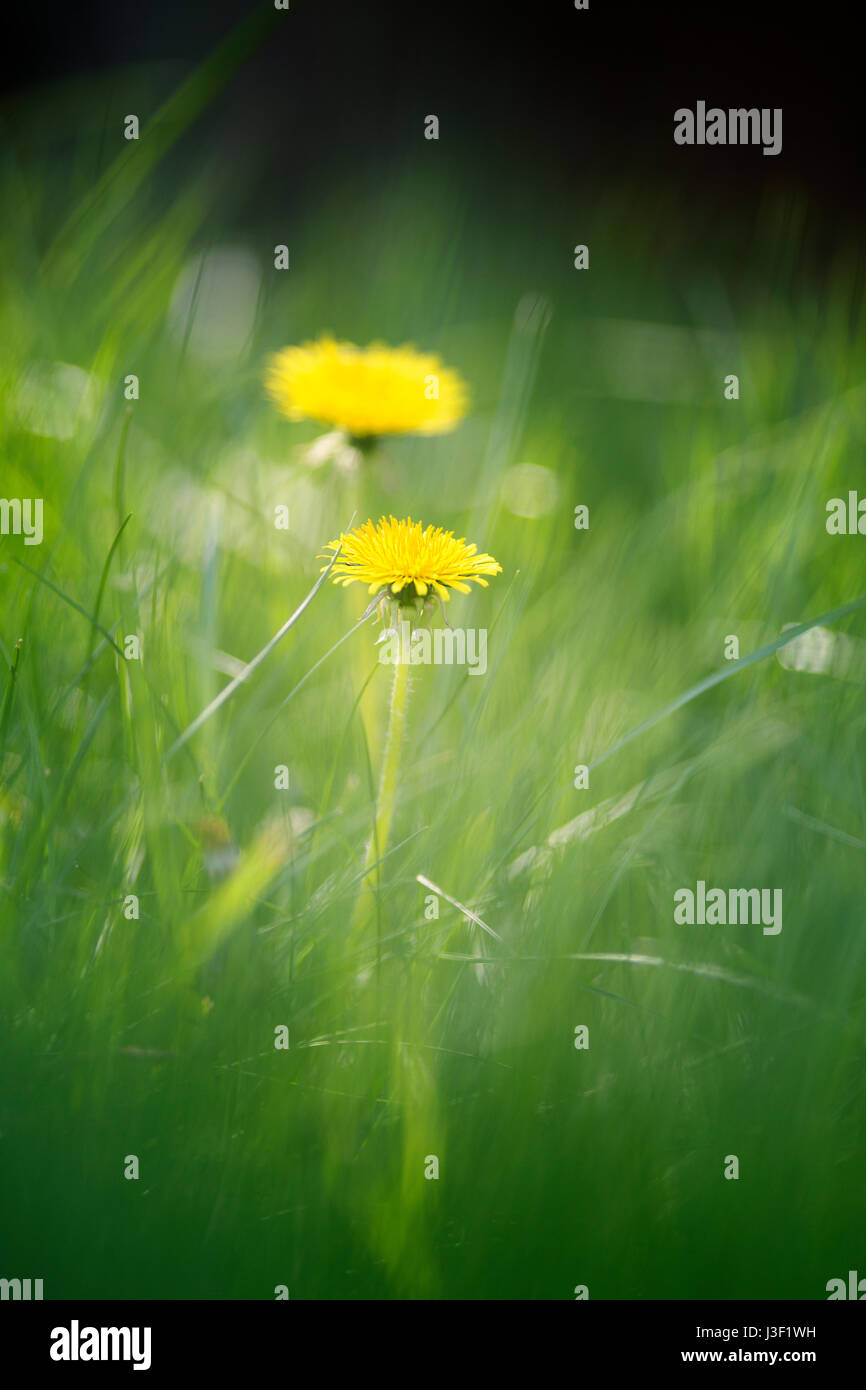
left=322, top=515, right=502, bottom=601
left=265, top=336, right=468, bottom=439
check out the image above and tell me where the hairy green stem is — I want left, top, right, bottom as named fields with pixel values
left=353, top=652, right=411, bottom=934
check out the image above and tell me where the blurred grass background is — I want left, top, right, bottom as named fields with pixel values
left=2, top=15, right=866, bottom=1299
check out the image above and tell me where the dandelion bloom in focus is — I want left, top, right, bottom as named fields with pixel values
left=265, top=336, right=468, bottom=440
left=322, top=515, right=502, bottom=601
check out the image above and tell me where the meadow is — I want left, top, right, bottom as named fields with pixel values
left=2, top=20, right=866, bottom=1299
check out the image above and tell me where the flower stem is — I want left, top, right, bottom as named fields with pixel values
left=353, top=651, right=411, bottom=935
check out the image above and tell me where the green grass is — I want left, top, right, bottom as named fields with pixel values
left=2, top=33, right=866, bottom=1299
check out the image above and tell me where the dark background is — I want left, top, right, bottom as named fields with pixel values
left=2, top=0, right=864, bottom=230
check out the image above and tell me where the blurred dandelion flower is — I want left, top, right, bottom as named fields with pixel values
left=321, top=515, right=501, bottom=602
left=196, top=815, right=239, bottom=883
left=265, top=336, right=468, bottom=443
